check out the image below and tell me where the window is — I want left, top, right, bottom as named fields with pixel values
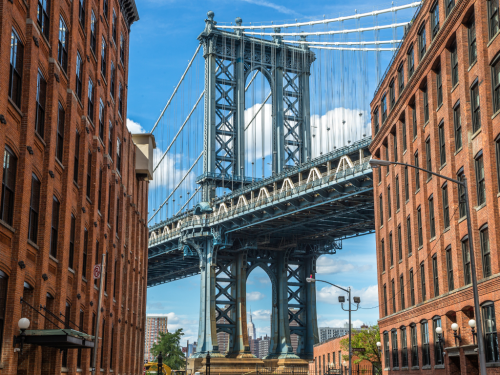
left=118, top=83, right=123, bottom=117
left=116, top=138, right=122, bottom=172
left=392, top=279, right=396, bottom=313
left=94, top=240, right=100, bottom=286
left=382, top=95, right=387, bottom=123
left=436, top=67, right=442, bottom=107
left=110, top=62, right=115, bottom=99
left=108, top=121, right=114, bottom=158
left=110, top=323, right=115, bottom=369
left=493, top=57, right=500, bottom=113
left=79, top=0, right=85, bottom=27
left=396, top=176, right=400, bottom=211
left=417, top=206, right=423, bottom=247
left=381, top=239, right=386, bottom=272
left=402, top=119, right=407, bottom=152
left=28, top=174, right=41, bottom=243
left=433, top=318, right=444, bottom=365
left=392, top=330, right=399, bottom=368
left=1, top=147, right=17, bottom=225
left=390, top=80, right=395, bottom=109
left=401, top=327, right=408, bottom=367
left=76, top=52, right=83, bottom=100
left=480, top=226, right=491, bottom=278
left=404, top=167, right=409, bottom=201
left=0, top=271, right=8, bottom=357
left=90, top=11, right=96, bottom=54
left=116, top=198, right=120, bottom=235
left=112, top=9, right=117, bottom=43
left=475, top=152, right=485, bottom=206
left=74, top=131, right=80, bottom=184
left=429, top=195, right=435, bottom=238
left=374, top=108, right=379, bottom=134
left=400, top=274, right=405, bottom=310
left=409, top=269, right=415, bottom=306
left=108, top=184, right=112, bottom=224
left=411, top=324, right=418, bottom=367
left=388, top=186, right=392, bottom=219
left=384, top=285, right=388, bottom=317
left=384, top=332, right=390, bottom=368
left=432, top=254, right=439, bottom=297
left=423, top=86, right=429, bottom=123
left=101, top=37, right=107, bottom=78
left=378, top=168, right=382, bottom=184
left=451, top=42, right=458, bottom=87
left=421, top=262, right=426, bottom=301
left=488, top=0, right=500, bottom=40
left=408, top=45, right=414, bottom=77
left=113, top=259, right=118, bottom=298
left=412, top=106, right=417, bottom=139
left=82, top=228, right=88, bottom=278
left=87, top=151, right=92, bottom=199
left=50, top=196, right=60, bottom=258
left=407, top=216, right=412, bottom=256
left=35, top=70, right=47, bottom=138
left=425, top=138, right=431, bottom=179
left=386, top=145, right=390, bottom=174
left=103, top=0, right=108, bottom=18
left=98, top=168, right=103, bottom=212
left=99, top=99, right=105, bottom=141
left=68, top=214, right=76, bottom=270
left=442, top=184, right=449, bottom=229
left=88, top=78, right=94, bottom=122
left=446, top=247, right=454, bottom=291
left=9, top=29, right=24, bottom=107
left=394, top=133, right=398, bottom=162
left=468, top=16, right=477, bottom=66
left=446, top=0, right=455, bottom=16
left=398, top=63, right=405, bottom=95
left=58, top=17, right=69, bottom=71
left=454, top=103, right=462, bottom=150
left=418, top=24, right=427, bottom=60
left=120, top=34, right=125, bottom=65
left=37, top=0, right=50, bottom=38
left=421, top=321, right=430, bottom=366
left=398, top=225, right=402, bottom=261
left=457, top=170, right=466, bottom=218
left=482, top=302, right=499, bottom=362
left=56, top=103, right=65, bottom=162
left=437, top=122, right=446, bottom=167
left=471, top=81, right=481, bottom=133
left=389, top=232, right=394, bottom=267
left=431, top=2, right=440, bottom=39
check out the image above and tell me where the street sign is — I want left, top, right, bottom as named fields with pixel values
left=93, top=264, right=101, bottom=279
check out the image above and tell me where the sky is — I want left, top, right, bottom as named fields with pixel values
left=125, top=0, right=419, bottom=348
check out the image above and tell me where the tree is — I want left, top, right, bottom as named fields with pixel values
left=339, top=325, right=381, bottom=368
left=150, top=328, right=186, bottom=370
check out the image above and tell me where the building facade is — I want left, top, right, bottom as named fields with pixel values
left=370, top=0, right=500, bottom=374
left=250, top=335, right=270, bottom=359
left=145, top=315, right=168, bottom=362
left=0, top=0, right=151, bottom=373
left=319, top=324, right=361, bottom=343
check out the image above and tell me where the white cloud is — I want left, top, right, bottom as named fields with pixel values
left=316, top=257, right=372, bottom=275
left=144, top=310, right=199, bottom=346
left=241, top=0, right=298, bottom=15
left=252, top=309, right=271, bottom=321
left=317, top=284, right=379, bottom=307
left=318, top=318, right=366, bottom=328
left=247, top=291, right=266, bottom=301
left=127, top=118, right=146, bottom=134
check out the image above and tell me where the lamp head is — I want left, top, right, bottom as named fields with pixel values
left=376, top=341, right=381, bottom=347
left=369, top=159, right=392, bottom=168
left=306, top=275, right=316, bottom=283
left=338, top=296, right=346, bottom=303
left=353, top=296, right=361, bottom=304
left=18, top=318, right=30, bottom=330
left=435, top=326, right=443, bottom=334
left=468, top=319, right=476, bottom=328
left=451, top=323, right=459, bottom=332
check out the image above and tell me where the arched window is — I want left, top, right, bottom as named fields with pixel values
left=482, top=301, right=499, bottom=362
left=400, top=326, right=408, bottom=368
left=420, top=320, right=430, bottom=366
left=383, top=331, right=390, bottom=368
left=391, top=328, right=399, bottom=368
left=410, top=323, right=419, bottom=367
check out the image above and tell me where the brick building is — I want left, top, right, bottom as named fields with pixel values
left=309, top=334, right=373, bottom=375
left=370, top=0, right=500, bottom=374
left=0, top=0, right=153, bottom=373
left=144, top=315, right=168, bottom=362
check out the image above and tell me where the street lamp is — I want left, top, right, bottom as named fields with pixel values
left=435, top=326, right=445, bottom=361
left=369, top=158, right=487, bottom=375
left=13, top=318, right=30, bottom=355
left=451, top=323, right=462, bottom=346
left=306, top=276, right=360, bottom=375
left=469, top=319, right=477, bottom=345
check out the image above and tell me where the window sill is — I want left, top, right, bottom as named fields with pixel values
left=401, top=367, right=409, bottom=371
left=471, top=128, right=482, bottom=141
left=49, top=254, right=59, bottom=263
left=100, top=72, right=108, bottom=87
left=392, top=368, right=400, bottom=371
left=82, top=276, right=88, bottom=283
left=492, top=109, right=500, bottom=121
left=108, top=223, right=112, bottom=230
left=468, top=61, right=477, bottom=72
left=413, top=136, right=417, bottom=143
left=27, top=239, right=39, bottom=250
left=0, top=219, right=15, bottom=233
left=390, top=265, right=394, bottom=270
left=98, top=210, right=102, bottom=217
left=454, top=147, right=462, bottom=156
left=487, top=30, right=500, bottom=48
left=486, top=362, right=500, bottom=368
left=399, top=259, right=403, bottom=264
left=61, top=367, right=69, bottom=373
left=458, top=215, right=467, bottom=224
left=439, top=163, right=447, bottom=171
left=406, top=199, right=409, bottom=205
left=8, top=97, right=23, bottom=117
left=73, top=180, right=80, bottom=190
left=434, top=365, right=445, bottom=369
left=403, top=149, right=407, bottom=156
left=436, top=103, right=443, bottom=112
left=415, top=188, right=420, bottom=195
left=56, top=158, right=65, bottom=170
left=35, top=131, right=46, bottom=147
left=422, top=365, right=432, bottom=370
left=418, top=245, right=423, bottom=251
left=443, top=227, right=450, bottom=234
left=408, top=252, right=413, bottom=258
left=86, top=196, right=92, bottom=205
left=429, top=236, right=436, bottom=243
left=426, top=176, right=432, bottom=183
left=411, top=366, right=420, bottom=370
left=68, top=267, right=75, bottom=274
left=475, top=202, right=486, bottom=212
left=396, top=209, right=400, bottom=214
left=94, top=285, right=99, bottom=290
left=450, top=83, right=459, bottom=93
left=424, top=120, right=429, bottom=129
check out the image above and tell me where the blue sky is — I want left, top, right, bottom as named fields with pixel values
left=127, top=0, right=419, bottom=347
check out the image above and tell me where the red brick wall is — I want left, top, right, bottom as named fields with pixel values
left=0, top=0, right=147, bottom=374
left=370, top=0, right=500, bottom=374
left=308, top=335, right=374, bottom=375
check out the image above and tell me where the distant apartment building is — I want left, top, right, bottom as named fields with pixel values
left=217, top=315, right=230, bottom=354
left=319, top=323, right=365, bottom=343
left=144, top=315, right=168, bottom=362
left=250, top=335, right=271, bottom=358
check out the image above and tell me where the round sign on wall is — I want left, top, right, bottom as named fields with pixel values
left=93, top=264, right=101, bottom=279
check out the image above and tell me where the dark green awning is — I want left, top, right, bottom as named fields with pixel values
left=22, top=329, right=95, bottom=349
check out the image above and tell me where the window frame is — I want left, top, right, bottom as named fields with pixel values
left=37, top=0, right=50, bottom=38
left=488, top=0, right=500, bottom=40
left=392, top=329, right=399, bottom=368
left=56, top=102, right=65, bottom=163
left=480, top=225, right=491, bottom=278
left=436, top=66, right=443, bottom=107
left=421, top=320, right=430, bottom=366
left=430, top=1, right=440, bottom=39
left=410, top=324, right=419, bottom=367
left=451, top=41, right=458, bottom=87
left=398, top=62, right=405, bottom=95
left=429, top=194, right=435, bottom=239
left=58, top=16, right=69, bottom=72
left=28, top=173, right=41, bottom=244
left=90, top=10, right=97, bottom=54
left=407, top=215, right=412, bottom=256
left=462, top=235, right=472, bottom=285
left=418, top=24, right=427, bottom=60
left=433, top=317, right=444, bottom=365
left=417, top=206, right=423, bottom=247
left=442, top=183, right=450, bottom=229
left=438, top=121, right=446, bottom=166
left=446, top=246, right=454, bottom=291
left=482, top=301, right=499, bottom=362
left=409, top=269, right=415, bottom=306
left=1, top=146, right=17, bottom=226
left=475, top=151, right=486, bottom=206
left=432, top=254, right=439, bottom=297
left=471, top=80, right=481, bottom=133
left=50, top=196, right=60, bottom=258
left=420, top=261, right=426, bottom=301
left=408, top=45, right=415, bottom=77
left=9, top=29, right=24, bottom=108
left=35, top=69, right=47, bottom=139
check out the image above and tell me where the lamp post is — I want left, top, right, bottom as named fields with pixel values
left=435, top=326, right=445, bottom=364
left=306, top=277, right=360, bottom=375
left=451, top=323, right=462, bottom=346
left=369, top=158, right=487, bottom=375
left=13, top=318, right=30, bottom=355
left=376, top=342, right=382, bottom=375
left=469, top=319, right=477, bottom=345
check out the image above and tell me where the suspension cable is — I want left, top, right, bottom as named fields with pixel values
left=282, top=39, right=402, bottom=46
left=311, top=46, right=398, bottom=51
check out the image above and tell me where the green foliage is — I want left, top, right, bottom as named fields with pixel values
left=150, top=328, right=186, bottom=370
left=339, top=325, right=381, bottom=368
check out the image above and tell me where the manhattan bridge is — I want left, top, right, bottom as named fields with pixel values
left=146, top=2, right=421, bottom=369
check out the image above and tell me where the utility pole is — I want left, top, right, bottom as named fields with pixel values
left=91, top=254, right=106, bottom=375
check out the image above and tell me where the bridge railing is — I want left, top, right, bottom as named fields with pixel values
left=148, top=158, right=373, bottom=246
